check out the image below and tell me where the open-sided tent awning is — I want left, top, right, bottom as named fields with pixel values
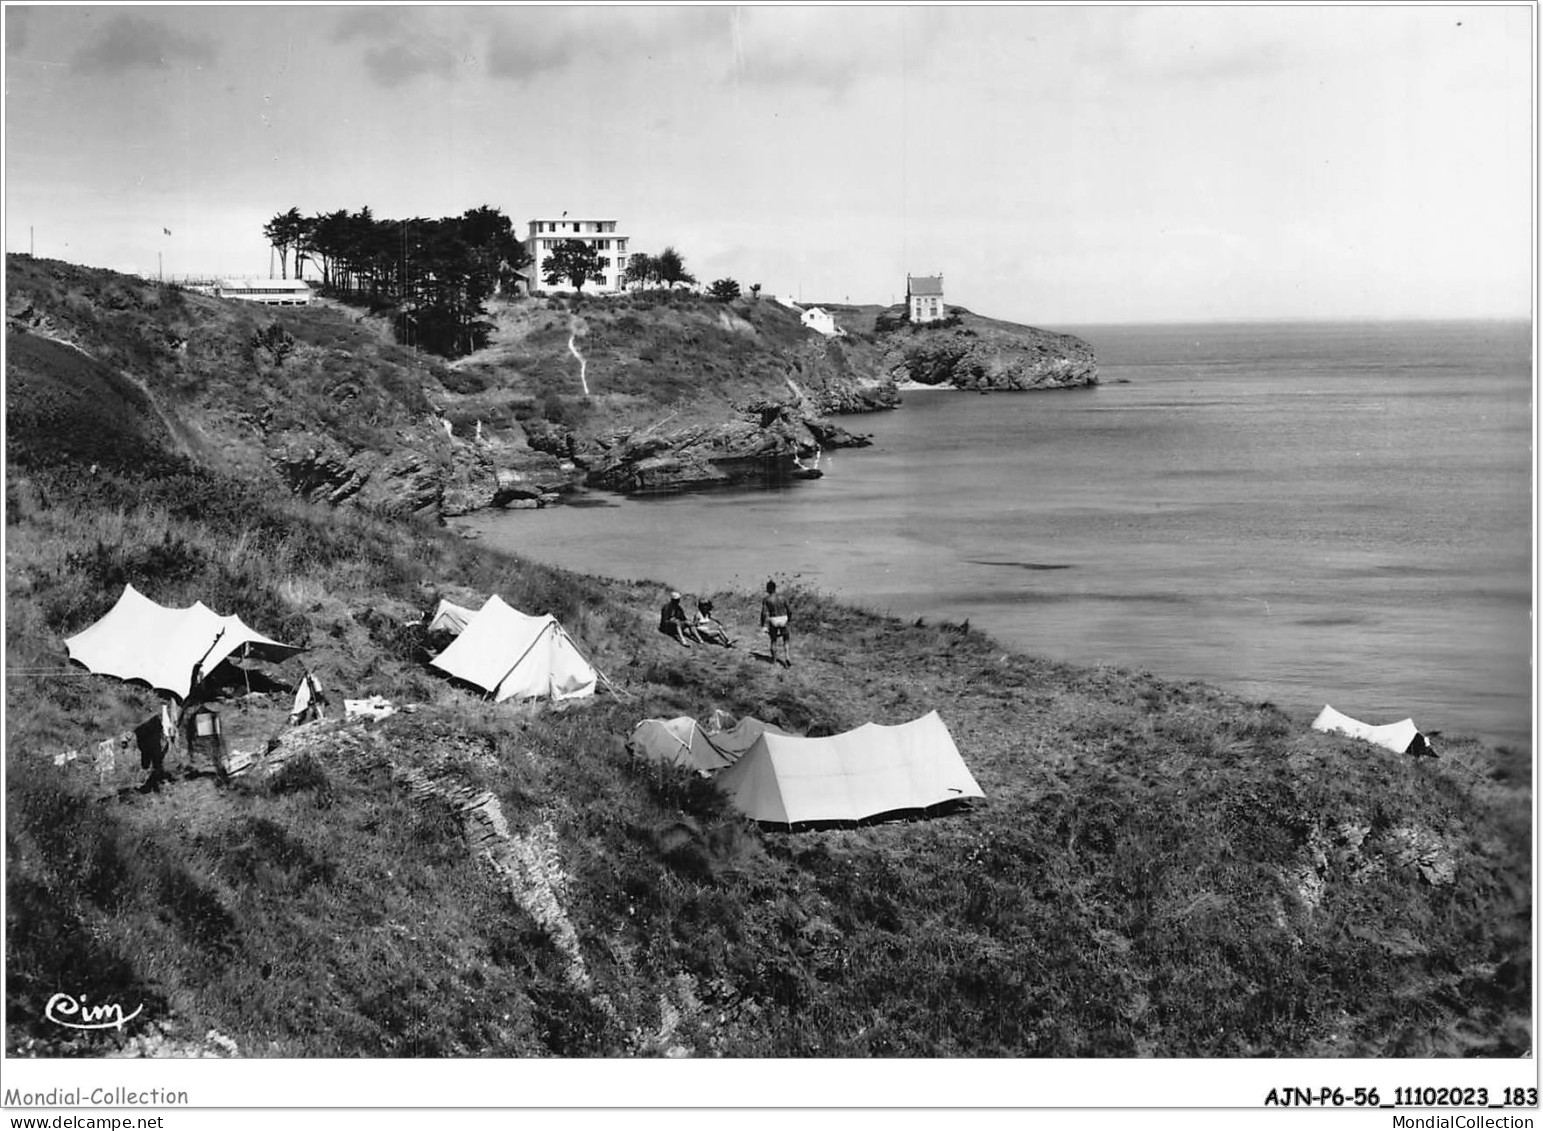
left=714, top=710, right=985, bottom=825
left=1312, top=704, right=1427, bottom=755
left=64, top=583, right=304, bottom=700
left=629, top=715, right=787, bottom=774
left=429, top=594, right=596, bottom=702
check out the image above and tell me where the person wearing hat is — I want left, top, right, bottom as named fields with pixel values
left=692, top=598, right=735, bottom=648
left=659, top=589, right=695, bottom=646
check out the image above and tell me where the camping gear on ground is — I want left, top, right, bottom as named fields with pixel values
left=429, top=595, right=598, bottom=703
left=426, top=599, right=477, bottom=637
left=289, top=670, right=327, bottom=724
left=64, top=583, right=304, bottom=700
left=345, top=696, right=396, bottom=722
left=1312, top=704, right=1433, bottom=756
left=629, top=714, right=788, bottom=775
left=714, top=710, right=985, bottom=826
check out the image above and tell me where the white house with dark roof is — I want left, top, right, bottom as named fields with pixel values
left=906, top=274, right=945, bottom=323
left=525, top=216, right=631, bottom=293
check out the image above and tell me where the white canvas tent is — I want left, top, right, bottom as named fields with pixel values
left=629, top=715, right=787, bottom=774
left=426, top=599, right=477, bottom=637
left=1312, top=704, right=1430, bottom=755
left=429, top=595, right=597, bottom=702
left=65, top=583, right=304, bottom=700
left=714, top=710, right=985, bottom=825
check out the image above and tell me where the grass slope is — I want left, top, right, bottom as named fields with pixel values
left=441, top=288, right=888, bottom=439
left=3, top=260, right=1530, bottom=1059
left=5, top=257, right=895, bottom=507
left=5, top=256, right=447, bottom=481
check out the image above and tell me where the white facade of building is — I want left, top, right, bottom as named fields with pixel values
left=526, top=217, right=631, bottom=294
left=800, top=307, right=845, bottom=337
left=907, top=274, right=945, bottom=323
left=215, top=278, right=312, bottom=305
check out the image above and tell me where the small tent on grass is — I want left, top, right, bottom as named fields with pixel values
left=629, top=714, right=788, bottom=774
left=715, top=710, right=985, bottom=826
left=64, top=583, right=305, bottom=701
left=1312, top=704, right=1433, bottom=756
left=426, top=599, right=477, bottom=637
left=429, top=595, right=597, bottom=703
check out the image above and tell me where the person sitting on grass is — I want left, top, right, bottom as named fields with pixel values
left=659, top=590, right=697, bottom=647
left=692, top=599, right=735, bottom=648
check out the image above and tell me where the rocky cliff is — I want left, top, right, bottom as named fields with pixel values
left=881, top=309, right=1099, bottom=391
left=5, top=257, right=1097, bottom=519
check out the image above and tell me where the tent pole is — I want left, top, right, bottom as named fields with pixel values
left=488, top=623, right=551, bottom=702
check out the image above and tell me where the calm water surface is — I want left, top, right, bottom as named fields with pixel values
left=466, top=321, right=1533, bottom=751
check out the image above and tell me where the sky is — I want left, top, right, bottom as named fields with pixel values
left=2, top=3, right=1533, bottom=325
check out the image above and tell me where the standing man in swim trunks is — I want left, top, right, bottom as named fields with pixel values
left=760, top=580, right=792, bottom=667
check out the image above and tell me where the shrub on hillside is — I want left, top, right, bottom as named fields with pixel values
left=249, top=323, right=296, bottom=365
left=436, top=367, right=494, bottom=395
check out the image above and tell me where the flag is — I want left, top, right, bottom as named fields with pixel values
left=163, top=228, right=172, bottom=237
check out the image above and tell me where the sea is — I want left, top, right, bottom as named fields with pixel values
left=463, top=320, right=1534, bottom=752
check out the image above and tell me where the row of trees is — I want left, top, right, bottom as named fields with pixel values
left=536, top=242, right=705, bottom=296
left=707, top=279, right=762, bottom=302
left=621, top=248, right=696, bottom=291
left=263, top=207, right=753, bottom=351
left=262, top=206, right=529, bottom=356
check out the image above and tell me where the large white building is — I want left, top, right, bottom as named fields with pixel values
left=525, top=217, right=631, bottom=294
left=214, top=278, right=312, bottom=305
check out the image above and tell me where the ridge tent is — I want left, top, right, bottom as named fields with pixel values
left=426, top=599, right=477, bottom=637
left=628, top=714, right=788, bottom=774
left=715, top=710, right=985, bottom=825
left=64, top=583, right=305, bottom=701
left=429, top=594, right=597, bottom=702
left=1312, top=704, right=1432, bottom=756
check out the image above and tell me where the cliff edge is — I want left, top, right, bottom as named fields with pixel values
left=4, top=257, right=1098, bottom=517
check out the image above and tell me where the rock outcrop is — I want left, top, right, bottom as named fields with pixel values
left=439, top=430, right=580, bottom=517
left=883, top=312, right=1098, bottom=391
left=581, top=404, right=864, bottom=493
left=269, top=429, right=449, bottom=518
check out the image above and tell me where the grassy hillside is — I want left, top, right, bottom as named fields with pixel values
left=441, top=287, right=893, bottom=437
left=4, top=258, right=1530, bottom=1059
left=6, top=255, right=447, bottom=480
left=4, top=257, right=902, bottom=512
